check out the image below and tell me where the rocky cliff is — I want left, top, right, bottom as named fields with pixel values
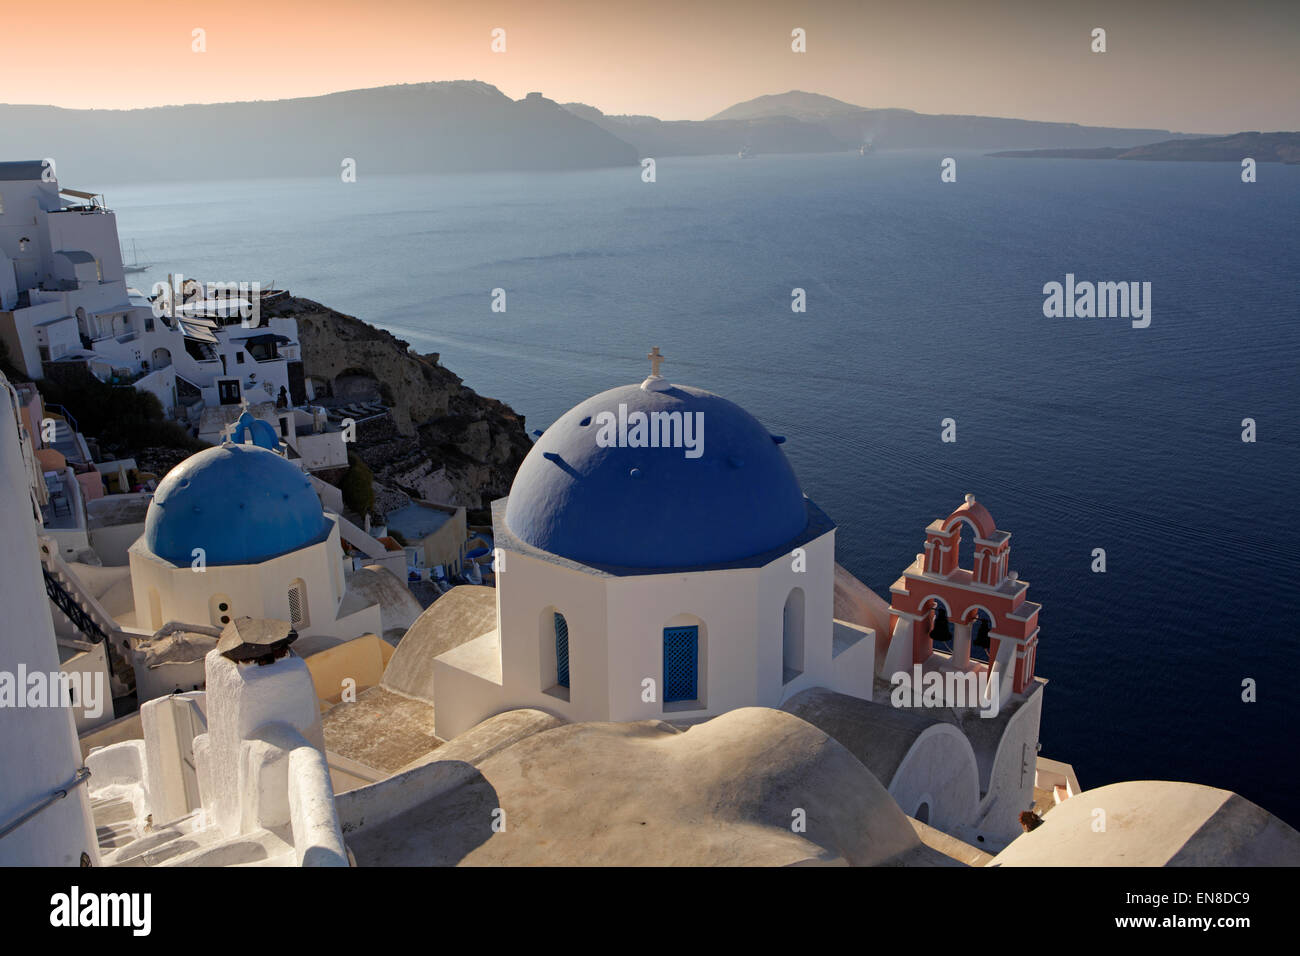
left=268, top=296, right=533, bottom=518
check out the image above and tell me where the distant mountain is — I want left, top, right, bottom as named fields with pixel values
left=709, top=91, right=870, bottom=121
left=562, top=102, right=844, bottom=157
left=989, top=131, right=1300, bottom=163
left=568, top=89, right=1209, bottom=158
left=2, top=81, right=1236, bottom=186
left=0, top=82, right=639, bottom=185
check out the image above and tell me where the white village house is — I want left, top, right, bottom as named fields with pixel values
left=0, top=160, right=324, bottom=425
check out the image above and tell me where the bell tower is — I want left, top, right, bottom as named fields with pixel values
left=886, top=495, right=1042, bottom=703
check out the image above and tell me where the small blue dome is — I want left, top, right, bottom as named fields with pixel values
left=144, top=443, right=330, bottom=566
left=505, top=382, right=807, bottom=569
left=229, top=411, right=280, bottom=450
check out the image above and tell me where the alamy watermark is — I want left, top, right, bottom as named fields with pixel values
left=150, top=274, right=262, bottom=328
left=50, top=887, right=151, bottom=936
left=891, top=664, right=999, bottom=718
left=1042, top=273, right=1151, bottom=328
left=593, top=405, right=704, bottom=459
left=0, top=665, right=105, bottom=718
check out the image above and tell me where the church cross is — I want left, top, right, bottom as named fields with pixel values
left=647, top=347, right=665, bottom=378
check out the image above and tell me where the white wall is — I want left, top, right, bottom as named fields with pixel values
left=433, top=529, right=838, bottom=737
left=128, top=517, right=381, bottom=642
left=496, top=549, right=609, bottom=721
left=888, top=723, right=981, bottom=832
left=957, top=685, right=1045, bottom=851
left=0, top=376, right=99, bottom=865
left=58, top=639, right=115, bottom=735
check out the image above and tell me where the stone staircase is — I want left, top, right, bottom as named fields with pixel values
left=48, top=418, right=84, bottom=463
left=40, top=542, right=135, bottom=696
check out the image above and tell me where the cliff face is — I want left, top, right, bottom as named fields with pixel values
left=271, top=296, right=532, bottom=515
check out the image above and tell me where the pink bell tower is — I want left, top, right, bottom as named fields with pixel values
left=887, top=494, right=1042, bottom=698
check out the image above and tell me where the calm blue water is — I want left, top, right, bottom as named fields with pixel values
left=102, top=153, right=1300, bottom=825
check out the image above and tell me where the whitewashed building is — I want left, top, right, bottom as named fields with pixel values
left=0, top=160, right=309, bottom=419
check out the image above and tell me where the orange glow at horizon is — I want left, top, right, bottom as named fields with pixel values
left=4, top=0, right=1297, bottom=133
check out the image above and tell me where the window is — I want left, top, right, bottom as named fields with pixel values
left=554, top=613, right=569, bottom=688
left=287, top=580, right=308, bottom=629
left=540, top=607, right=571, bottom=699
left=663, top=625, right=699, bottom=703
left=236, top=353, right=245, bottom=364
left=209, top=595, right=232, bottom=627
left=782, top=588, right=805, bottom=683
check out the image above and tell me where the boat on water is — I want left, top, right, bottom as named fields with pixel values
left=120, top=238, right=150, bottom=273
left=738, top=144, right=754, bottom=159
left=859, top=142, right=875, bottom=156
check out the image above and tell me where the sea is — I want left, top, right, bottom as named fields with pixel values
left=100, top=151, right=1300, bottom=826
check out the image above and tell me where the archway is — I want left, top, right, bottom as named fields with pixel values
left=782, top=588, right=805, bottom=683
left=962, top=607, right=996, bottom=664
left=918, top=595, right=953, bottom=653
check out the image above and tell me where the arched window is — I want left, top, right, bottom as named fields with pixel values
left=782, top=588, right=805, bottom=683
left=287, top=579, right=309, bottom=629
left=554, top=612, right=569, bottom=689
left=540, top=607, right=571, bottom=700
left=928, top=603, right=952, bottom=646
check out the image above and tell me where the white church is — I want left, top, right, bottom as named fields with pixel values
left=433, top=358, right=853, bottom=735
left=127, top=412, right=381, bottom=642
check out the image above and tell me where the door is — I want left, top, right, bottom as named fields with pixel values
left=217, top=379, right=241, bottom=405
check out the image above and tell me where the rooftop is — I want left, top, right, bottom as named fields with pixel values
left=385, top=502, right=457, bottom=540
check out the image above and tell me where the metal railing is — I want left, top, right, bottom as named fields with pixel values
left=43, top=567, right=107, bottom=644
left=0, top=767, right=91, bottom=841
left=43, top=403, right=79, bottom=436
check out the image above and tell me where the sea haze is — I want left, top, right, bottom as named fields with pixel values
left=101, top=151, right=1300, bottom=825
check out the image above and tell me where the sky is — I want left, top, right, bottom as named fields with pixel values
left=6, top=0, right=1297, bottom=132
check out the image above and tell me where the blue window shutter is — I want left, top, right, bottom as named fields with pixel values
left=555, top=613, right=570, bottom=688
left=663, top=625, right=698, bottom=703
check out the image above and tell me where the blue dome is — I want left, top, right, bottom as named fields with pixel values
left=505, top=382, right=807, bottom=569
left=144, top=443, right=331, bottom=566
